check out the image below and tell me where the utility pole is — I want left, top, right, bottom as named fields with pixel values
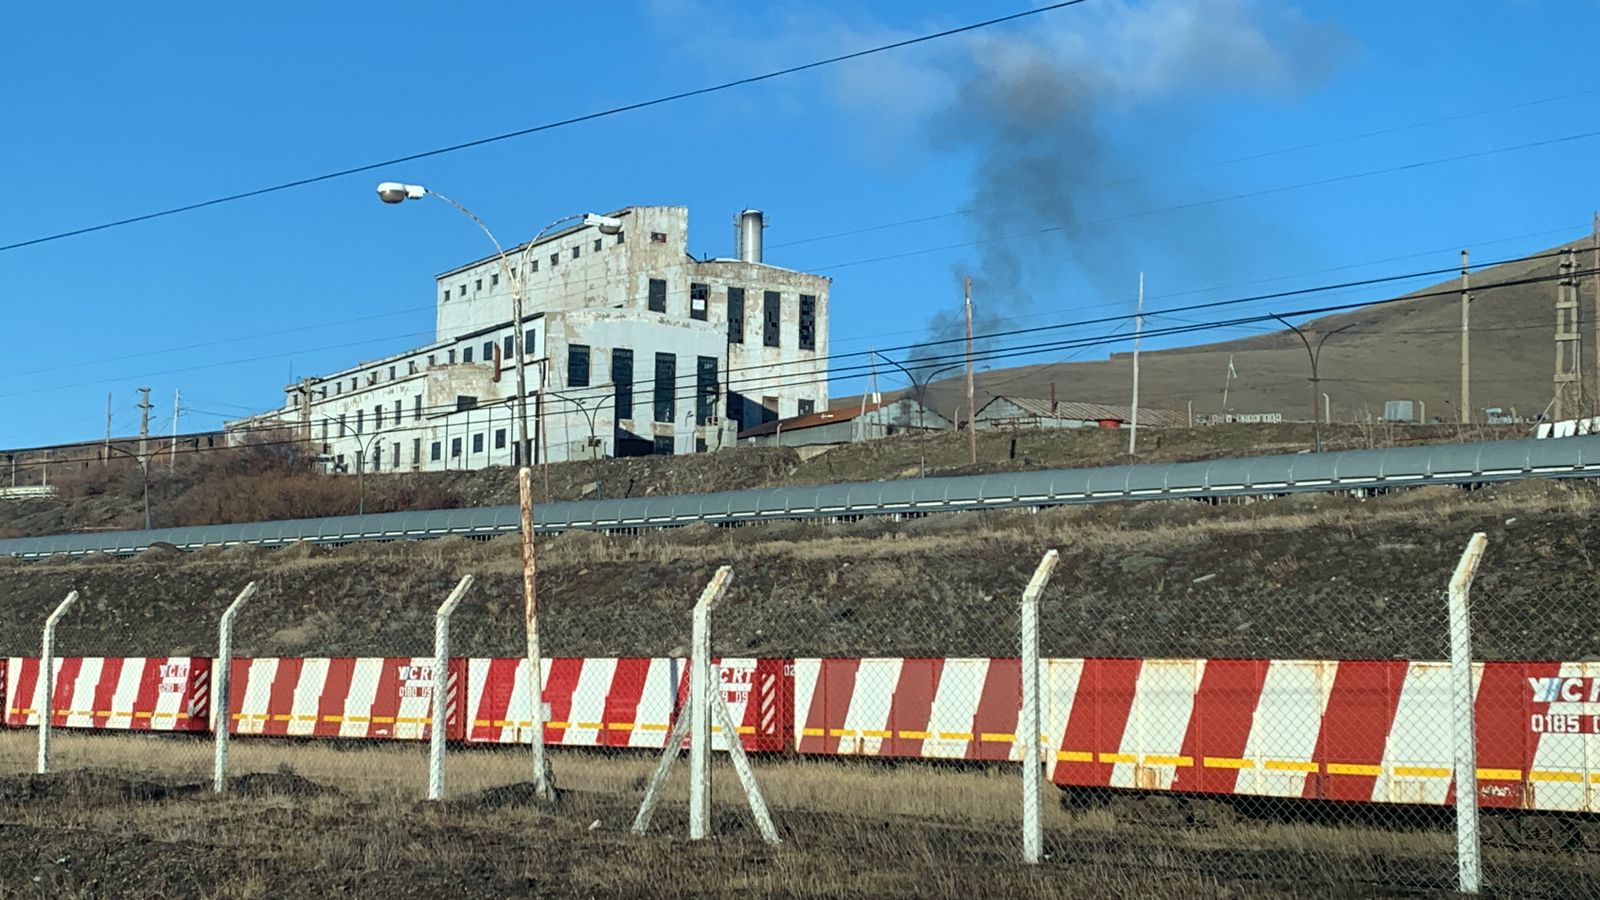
left=964, top=276, right=976, bottom=466
left=1593, top=212, right=1599, bottom=417
left=170, top=389, right=180, bottom=475
left=299, top=377, right=314, bottom=445
left=136, top=388, right=153, bottom=530
left=103, top=393, right=112, bottom=467
left=1459, top=250, right=1471, bottom=425
left=1128, top=272, right=1144, bottom=456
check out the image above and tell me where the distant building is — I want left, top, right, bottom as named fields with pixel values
left=974, top=396, right=1186, bottom=430
left=738, top=397, right=951, bottom=448
left=229, top=207, right=830, bottom=472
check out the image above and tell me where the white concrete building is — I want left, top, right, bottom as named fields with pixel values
left=229, top=206, right=830, bottom=473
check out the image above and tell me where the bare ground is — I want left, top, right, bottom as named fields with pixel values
left=0, top=731, right=1588, bottom=898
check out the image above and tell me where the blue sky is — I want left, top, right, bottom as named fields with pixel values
left=2, top=1, right=1597, bottom=447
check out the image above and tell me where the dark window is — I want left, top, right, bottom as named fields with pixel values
left=430, top=441, right=441, bottom=461
left=413, top=438, right=421, bottom=465
left=763, top=291, right=781, bottom=347
left=593, top=238, right=602, bottom=252
left=448, top=349, right=456, bottom=363
left=653, top=436, right=674, bottom=455
left=483, top=341, right=493, bottom=361
left=525, top=328, right=537, bottom=353
left=549, top=253, right=559, bottom=267
left=650, top=232, right=667, bottom=243
left=727, top=287, right=745, bottom=343
left=458, top=285, right=466, bottom=296
left=571, top=246, right=581, bottom=260
left=443, top=289, right=449, bottom=302
left=799, top=294, right=817, bottom=350
left=695, top=438, right=708, bottom=454
left=654, top=352, right=675, bottom=423
left=372, top=446, right=381, bottom=472
left=696, top=356, right=717, bottom=426
left=494, top=429, right=506, bottom=449
left=338, top=413, right=347, bottom=437
left=375, top=405, right=384, bottom=428
left=798, top=399, right=815, bottom=416
left=451, top=437, right=462, bottom=458
left=613, top=348, right=634, bottom=420
left=456, top=395, right=478, bottom=412
left=388, top=365, right=396, bottom=380
left=762, top=395, right=779, bottom=424
left=394, top=399, right=401, bottom=423
left=463, top=346, right=474, bottom=363
left=475, top=278, right=482, bottom=291
left=568, top=344, right=591, bottom=387
left=356, top=410, right=364, bottom=433
left=690, top=283, right=709, bottom=321
left=615, top=232, right=625, bottom=245
left=648, top=278, right=667, bottom=313
left=472, top=433, right=484, bottom=454
left=530, top=258, right=539, bottom=272
left=491, top=272, right=499, bottom=286
left=504, top=335, right=515, bottom=359
left=413, top=395, right=422, bottom=421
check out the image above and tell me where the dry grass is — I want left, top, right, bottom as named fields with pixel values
left=1, top=729, right=1590, bottom=898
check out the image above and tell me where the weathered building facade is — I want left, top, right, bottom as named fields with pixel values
left=229, top=206, right=830, bottom=472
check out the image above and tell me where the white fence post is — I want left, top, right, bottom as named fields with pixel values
left=37, top=590, right=80, bottom=775
left=689, top=566, right=732, bottom=841
left=1448, top=533, right=1488, bottom=894
left=1020, top=550, right=1059, bottom=865
left=429, top=575, right=475, bottom=801
left=212, top=581, right=259, bottom=793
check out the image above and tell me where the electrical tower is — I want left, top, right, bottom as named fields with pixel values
left=1554, top=250, right=1584, bottom=421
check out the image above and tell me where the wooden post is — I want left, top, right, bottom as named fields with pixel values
left=519, top=468, right=553, bottom=799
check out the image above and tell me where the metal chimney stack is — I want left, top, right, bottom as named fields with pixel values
left=736, top=209, right=764, bottom=263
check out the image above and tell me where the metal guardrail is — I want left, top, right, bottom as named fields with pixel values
left=2, top=437, right=1597, bottom=561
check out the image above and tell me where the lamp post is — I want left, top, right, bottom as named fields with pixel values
left=353, top=431, right=386, bottom=516
left=375, top=183, right=621, bottom=469
left=543, top=388, right=615, bottom=496
left=1270, top=315, right=1358, bottom=453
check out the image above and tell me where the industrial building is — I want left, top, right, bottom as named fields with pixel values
left=974, top=397, right=1187, bottom=430
left=228, top=207, right=830, bottom=472
left=738, top=397, right=951, bottom=449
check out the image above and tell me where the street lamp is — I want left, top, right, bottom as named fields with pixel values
left=352, top=431, right=387, bottom=516
left=374, top=182, right=621, bottom=469
left=1270, top=314, right=1359, bottom=453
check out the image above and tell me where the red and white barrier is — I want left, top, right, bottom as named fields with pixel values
left=3, top=656, right=210, bottom=732
left=465, top=657, right=789, bottom=752
left=226, top=657, right=462, bottom=741
left=793, top=657, right=1600, bottom=814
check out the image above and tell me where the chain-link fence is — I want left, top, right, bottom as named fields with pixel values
left=0, top=520, right=1596, bottom=896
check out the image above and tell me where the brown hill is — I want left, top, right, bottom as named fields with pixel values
left=911, top=238, right=1600, bottom=424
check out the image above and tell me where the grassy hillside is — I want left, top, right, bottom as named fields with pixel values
left=912, top=238, right=1599, bottom=424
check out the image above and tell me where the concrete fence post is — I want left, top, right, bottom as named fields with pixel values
left=429, top=575, right=475, bottom=801
left=212, top=581, right=259, bottom=793
left=1020, top=550, right=1060, bottom=865
left=37, top=590, right=80, bottom=775
left=689, top=566, right=732, bottom=840
left=1448, top=533, right=1488, bottom=894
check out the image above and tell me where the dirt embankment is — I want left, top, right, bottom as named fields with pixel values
left=0, top=478, right=1592, bottom=661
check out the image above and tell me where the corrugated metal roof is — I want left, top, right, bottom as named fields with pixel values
left=738, top=399, right=890, bottom=439
left=980, top=396, right=1187, bottom=427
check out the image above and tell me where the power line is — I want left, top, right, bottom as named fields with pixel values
left=0, top=2, right=1089, bottom=255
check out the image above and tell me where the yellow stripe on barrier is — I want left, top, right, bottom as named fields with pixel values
left=606, top=723, right=633, bottom=731
left=1203, top=757, right=1253, bottom=770
left=980, top=732, right=1016, bottom=743
left=829, top=728, right=855, bottom=737
left=346, top=715, right=370, bottom=723
left=801, top=728, right=825, bottom=737
left=577, top=722, right=603, bottom=730
left=1056, top=750, right=1093, bottom=763
left=547, top=721, right=569, bottom=729
left=95, top=710, right=113, bottom=717
left=1326, top=763, right=1382, bottom=777
left=372, top=716, right=397, bottom=724
left=639, top=723, right=669, bottom=732
left=1098, top=752, right=1137, bottom=764
left=1529, top=770, right=1583, bottom=783
left=1477, top=768, right=1521, bottom=781
left=292, top=715, right=318, bottom=723
left=897, top=730, right=931, bottom=740
left=1144, top=755, right=1193, bottom=767
left=938, top=732, right=974, bottom=741
left=133, top=712, right=152, bottom=719
left=862, top=729, right=892, bottom=739
left=1264, top=760, right=1318, bottom=773
left=1393, top=766, right=1452, bottom=779
left=736, top=726, right=754, bottom=734
left=272, top=714, right=290, bottom=721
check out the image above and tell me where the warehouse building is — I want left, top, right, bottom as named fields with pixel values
left=974, top=396, right=1187, bottom=430
left=738, top=397, right=951, bottom=449
left=228, top=207, right=831, bottom=472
